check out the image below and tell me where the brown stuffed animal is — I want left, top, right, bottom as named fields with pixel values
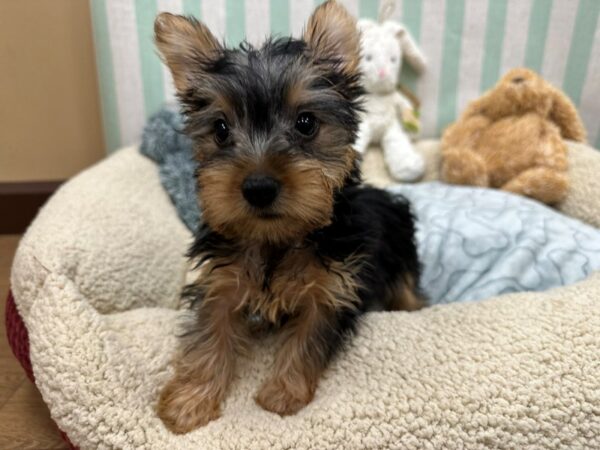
left=441, top=68, right=587, bottom=205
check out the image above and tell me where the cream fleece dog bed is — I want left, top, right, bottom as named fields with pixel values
left=10, top=141, right=600, bottom=449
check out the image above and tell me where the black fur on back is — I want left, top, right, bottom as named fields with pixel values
left=309, top=186, right=422, bottom=310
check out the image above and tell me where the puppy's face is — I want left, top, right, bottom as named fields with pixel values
left=155, top=1, right=363, bottom=244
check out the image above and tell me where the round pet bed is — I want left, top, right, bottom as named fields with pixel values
left=7, top=141, right=600, bottom=449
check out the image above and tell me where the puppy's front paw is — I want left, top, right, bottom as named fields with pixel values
left=157, top=379, right=221, bottom=434
left=255, top=378, right=314, bottom=416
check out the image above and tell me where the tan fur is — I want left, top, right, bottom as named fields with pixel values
left=180, top=45, right=360, bottom=246
left=204, top=246, right=362, bottom=323
left=284, top=75, right=360, bottom=181
left=285, top=72, right=320, bottom=108
left=198, top=155, right=348, bottom=244
left=217, top=247, right=361, bottom=416
left=303, top=0, right=360, bottom=74
left=385, top=274, right=424, bottom=312
left=155, top=2, right=360, bottom=246
left=441, top=68, right=587, bottom=205
left=255, top=302, right=333, bottom=416
left=158, top=245, right=363, bottom=429
left=157, top=283, right=250, bottom=434
left=154, top=12, right=222, bottom=92
left=195, top=82, right=358, bottom=245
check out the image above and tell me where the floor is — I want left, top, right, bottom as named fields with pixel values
left=0, top=235, right=68, bottom=450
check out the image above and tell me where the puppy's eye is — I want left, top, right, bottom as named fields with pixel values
left=365, top=54, right=372, bottom=62
left=390, top=56, right=397, bottom=63
left=214, top=119, right=230, bottom=145
left=295, top=112, right=318, bottom=138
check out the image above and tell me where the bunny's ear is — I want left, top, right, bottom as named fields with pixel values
left=548, top=87, right=587, bottom=142
left=383, top=21, right=426, bottom=74
left=377, top=0, right=396, bottom=23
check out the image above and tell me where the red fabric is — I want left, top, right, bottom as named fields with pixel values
left=5, top=290, right=79, bottom=450
left=5, top=290, right=34, bottom=382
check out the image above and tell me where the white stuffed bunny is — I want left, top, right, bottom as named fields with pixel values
left=355, top=17, right=426, bottom=182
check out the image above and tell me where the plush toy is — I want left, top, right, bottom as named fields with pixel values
left=355, top=10, right=427, bottom=182
left=441, top=68, right=587, bottom=205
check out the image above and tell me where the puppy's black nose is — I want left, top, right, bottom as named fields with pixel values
left=242, top=174, right=281, bottom=208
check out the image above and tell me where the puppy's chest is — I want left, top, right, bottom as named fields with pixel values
left=218, top=246, right=325, bottom=322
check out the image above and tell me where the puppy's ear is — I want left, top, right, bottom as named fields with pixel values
left=154, top=13, right=222, bottom=92
left=303, top=0, right=360, bottom=74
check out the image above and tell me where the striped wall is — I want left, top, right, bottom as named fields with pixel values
left=90, top=0, right=600, bottom=152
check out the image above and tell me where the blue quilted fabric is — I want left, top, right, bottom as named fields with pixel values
left=140, top=109, right=600, bottom=305
left=392, top=183, right=600, bottom=303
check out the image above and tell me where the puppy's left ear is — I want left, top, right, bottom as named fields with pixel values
left=303, top=0, right=360, bottom=74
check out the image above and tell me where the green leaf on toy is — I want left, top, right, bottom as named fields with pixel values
left=402, top=108, right=421, bottom=133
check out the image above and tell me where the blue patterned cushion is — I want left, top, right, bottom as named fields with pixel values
left=392, top=182, right=600, bottom=304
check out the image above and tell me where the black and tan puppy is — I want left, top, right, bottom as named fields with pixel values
left=154, top=0, right=424, bottom=434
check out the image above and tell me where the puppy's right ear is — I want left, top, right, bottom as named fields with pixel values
left=304, top=1, right=360, bottom=75
left=154, top=13, right=222, bottom=92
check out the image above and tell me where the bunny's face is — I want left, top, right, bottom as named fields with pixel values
left=359, top=25, right=402, bottom=94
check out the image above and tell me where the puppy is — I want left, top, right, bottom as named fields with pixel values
left=154, top=0, right=424, bottom=434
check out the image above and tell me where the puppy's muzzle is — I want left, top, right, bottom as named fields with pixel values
left=242, top=173, right=281, bottom=208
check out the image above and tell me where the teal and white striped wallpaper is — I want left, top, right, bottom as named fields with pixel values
left=90, top=0, right=600, bottom=153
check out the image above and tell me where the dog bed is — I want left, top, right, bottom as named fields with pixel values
left=8, top=141, right=600, bottom=449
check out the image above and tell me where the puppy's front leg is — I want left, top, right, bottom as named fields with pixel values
left=256, top=302, right=356, bottom=416
left=158, top=287, right=248, bottom=434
